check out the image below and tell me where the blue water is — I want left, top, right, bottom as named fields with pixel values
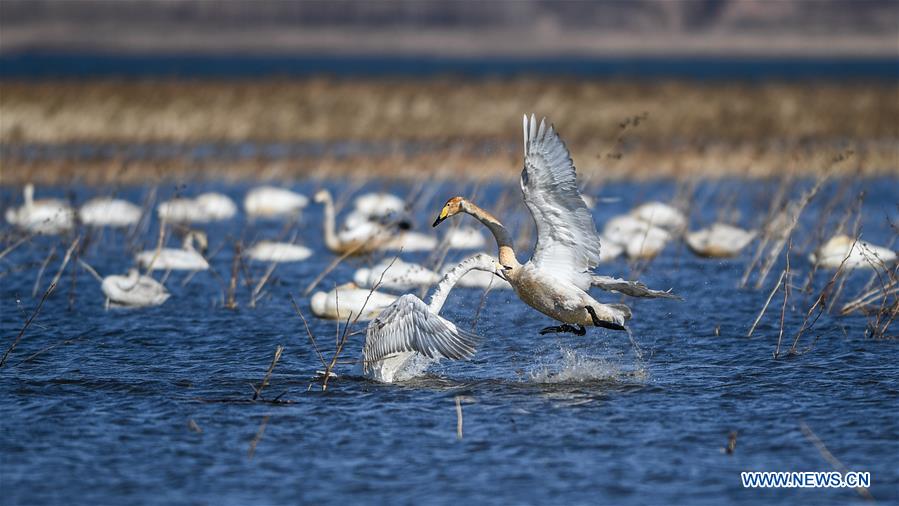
left=1, top=178, right=897, bottom=505
left=1, top=53, right=897, bottom=80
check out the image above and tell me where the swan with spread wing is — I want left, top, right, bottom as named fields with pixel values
left=433, top=115, right=677, bottom=336
left=362, top=253, right=498, bottom=383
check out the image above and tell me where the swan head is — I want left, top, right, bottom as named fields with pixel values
left=432, top=196, right=466, bottom=227
left=313, top=189, right=331, bottom=204
left=185, top=230, right=209, bottom=254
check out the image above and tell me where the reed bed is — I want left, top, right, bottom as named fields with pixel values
left=2, top=78, right=897, bottom=183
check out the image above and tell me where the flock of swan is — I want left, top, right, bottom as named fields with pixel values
left=5, top=115, right=897, bottom=383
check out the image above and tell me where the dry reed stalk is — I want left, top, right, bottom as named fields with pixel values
left=747, top=269, right=786, bottom=338
left=77, top=259, right=104, bottom=284
left=773, top=239, right=793, bottom=359
left=252, top=344, right=284, bottom=401
left=799, top=421, right=874, bottom=501
left=1, top=281, right=57, bottom=368
left=455, top=395, right=464, bottom=441
left=31, top=244, right=57, bottom=297
left=225, top=241, right=241, bottom=310
left=47, top=235, right=80, bottom=293
left=0, top=235, right=30, bottom=261
left=250, top=263, right=278, bottom=308
left=288, top=294, right=327, bottom=369
left=10, top=329, right=91, bottom=367
left=302, top=241, right=368, bottom=296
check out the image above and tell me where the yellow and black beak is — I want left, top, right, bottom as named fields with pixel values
left=432, top=207, right=449, bottom=227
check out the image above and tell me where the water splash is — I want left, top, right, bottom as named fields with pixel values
left=394, top=354, right=436, bottom=382
left=527, top=346, right=648, bottom=384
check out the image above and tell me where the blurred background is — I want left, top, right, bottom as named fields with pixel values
left=1, top=0, right=897, bottom=183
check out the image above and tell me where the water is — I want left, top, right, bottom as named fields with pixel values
left=1, top=178, right=897, bottom=505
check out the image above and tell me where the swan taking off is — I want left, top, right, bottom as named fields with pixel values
left=158, top=192, right=236, bottom=223
left=80, top=197, right=142, bottom=227
left=362, top=253, right=497, bottom=383
left=685, top=223, right=756, bottom=258
left=136, top=231, right=209, bottom=271
left=5, top=184, right=75, bottom=234
left=353, top=258, right=441, bottom=291
left=101, top=269, right=170, bottom=307
left=244, top=186, right=309, bottom=218
left=433, top=115, right=676, bottom=335
left=245, top=241, right=312, bottom=262
left=310, top=283, right=398, bottom=322
left=810, top=235, right=897, bottom=270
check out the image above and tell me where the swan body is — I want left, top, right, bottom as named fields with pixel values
left=5, top=184, right=74, bottom=234
left=343, top=193, right=412, bottom=231
left=434, top=115, right=663, bottom=334
left=353, top=258, right=441, bottom=290
left=444, top=226, right=487, bottom=249
left=101, top=269, right=170, bottom=307
left=246, top=241, right=312, bottom=262
left=631, top=201, right=687, bottom=231
left=597, top=236, right=624, bottom=263
left=685, top=223, right=756, bottom=258
left=310, top=283, right=398, bottom=322
left=361, top=253, right=496, bottom=383
left=244, top=186, right=308, bottom=218
left=136, top=231, right=209, bottom=271
left=603, top=214, right=672, bottom=260
left=314, top=190, right=435, bottom=254
left=158, top=192, right=236, bottom=223
left=80, top=197, right=142, bottom=227
left=810, top=235, right=897, bottom=270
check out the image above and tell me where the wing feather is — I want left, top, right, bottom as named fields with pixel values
left=363, top=294, right=481, bottom=364
left=520, top=114, right=602, bottom=289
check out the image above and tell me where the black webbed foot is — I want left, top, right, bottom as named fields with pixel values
left=540, top=324, right=586, bottom=336
left=585, top=306, right=627, bottom=331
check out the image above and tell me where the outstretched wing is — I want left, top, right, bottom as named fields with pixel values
left=520, top=114, right=601, bottom=290
left=363, top=294, right=482, bottom=364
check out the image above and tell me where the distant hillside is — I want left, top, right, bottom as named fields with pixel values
left=1, top=0, right=897, bottom=56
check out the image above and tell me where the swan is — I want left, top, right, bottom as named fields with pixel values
left=433, top=115, right=676, bottom=335
left=5, top=184, right=74, bottom=234
left=362, top=253, right=497, bottom=383
left=810, top=235, right=897, bottom=270
left=631, top=201, right=687, bottom=232
left=343, top=192, right=412, bottom=231
left=79, top=197, right=142, bottom=227
left=101, top=269, right=170, bottom=307
left=602, top=214, right=672, bottom=260
left=443, top=255, right=513, bottom=290
left=353, top=258, right=441, bottom=291
left=685, top=223, right=756, bottom=258
left=443, top=226, right=487, bottom=250
left=310, top=283, right=398, bottom=322
left=158, top=192, right=236, bottom=223
left=314, top=190, right=436, bottom=254
left=245, top=241, right=312, bottom=262
left=136, top=231, right=209, bottom=271
left=244, top=186, right=308, bottom=218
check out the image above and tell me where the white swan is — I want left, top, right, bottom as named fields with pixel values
left=136, top=231, right=209, bottom=271
left=101, top=269, right=170, bottom=307
left=362, top=253, right=497, bottom=383
left=244, top=186, right=308, bottom=218
left=433, top=115, right=676, bottom=335
left=5, top=184, right=74, bottom=234
left=353, top=258, right=442, bottom=291
left=685, top=223, right=756, bottom=258
left=158, top=192, right=236, bottom=223
left=602, top=214, right=672, bottom=260
left=443, top=226, right=487, bottom=250
left=343, top=192, right=411, bottom=230
left=310, top=283, right=398, bottom=322
left=245, top=241, right=312, bottom=262
left=79, top=197, right=142, bottom=227
left=631, top=201, right=687, bottom=232
left=810, top=235, right=897, bottom=270
left=314, top=190, right=436, bottom=254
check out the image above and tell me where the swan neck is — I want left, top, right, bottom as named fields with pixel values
left=428, top=255, right=489, bottom=313
left=24, top=184, right=34, bottom=209
left=464, top=202, right=519, bottom=268
left=319, top=192, right=340, bottom=250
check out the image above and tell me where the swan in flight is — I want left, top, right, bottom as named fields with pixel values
left=810, top=235, right=896, bottom=270
left=5, top=184, right=74, bottom=234
left=353, top=258, right=441, bottom=291
left=136, top=231, right=209, bottom=271
left=433, top=115, right=676, bottom=335
left=101, top=269, right=170, bottom=307
left=158, top=192, right=236, bottom=223
left=245, top=241, right=312, bottom=262
left=79, top=197, right=142, bottom=227
left=244, top=186, right=308, bottom=218
left=362, top=253, right=497, bottom=383
left=310, top=283, right=398, bottom=322
left=314, top=190, right=436, bottom=254
left=685, top=223, right=756, bottom=258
